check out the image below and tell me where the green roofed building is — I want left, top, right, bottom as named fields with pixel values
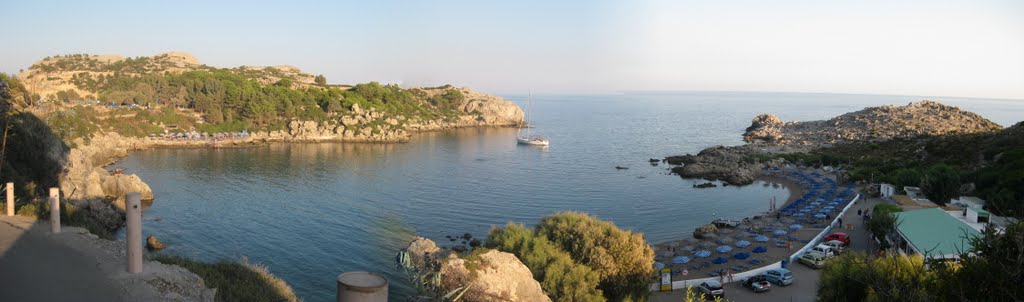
left=893, top=207, right=982, bottom=260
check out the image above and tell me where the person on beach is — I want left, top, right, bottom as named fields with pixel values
left=786, top=241, right=793, bottom=250
left=838, top=217, right=843, bottom=226
left=727, top=270, right=734, bottom=282
left=719, top=270, right=725, bottom=283
left=858, top=209, right=862, bottom=216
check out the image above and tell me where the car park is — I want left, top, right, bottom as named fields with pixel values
left=740, top=275, right=772, bottom=292
left=822, top=240, right=846, bottom=254
left=799, top=252, right=829, bottom=269
left=764, top=268, right=794, bottom=286
left=809, top=244, right=837, bottom=258
left=697, top=280, right=725, bottom=298
left=823, top=232, right=850, bottom=246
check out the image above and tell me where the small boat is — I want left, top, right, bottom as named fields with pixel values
left=517, top=92, right=549, bottom=146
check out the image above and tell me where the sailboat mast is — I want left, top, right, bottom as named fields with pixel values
left=527, top=91, right=533, bottom=137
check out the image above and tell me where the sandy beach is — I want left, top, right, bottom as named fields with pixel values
left=651, top=168, right=851, bottom=281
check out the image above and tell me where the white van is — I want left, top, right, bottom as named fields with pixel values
left=809, top=244, right=836, bottom=258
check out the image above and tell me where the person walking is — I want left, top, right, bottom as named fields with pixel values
left=858, top=209, right=862, bottom=216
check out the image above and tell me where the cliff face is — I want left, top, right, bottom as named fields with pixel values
left=744, top=100, right=1003, bottom=145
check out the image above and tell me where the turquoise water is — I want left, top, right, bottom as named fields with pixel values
left=116, top=92, right=1023, bottom=301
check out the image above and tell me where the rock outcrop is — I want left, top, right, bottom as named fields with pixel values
left=403, top=237, right=551, bottom=302
left=667, top=146, right=762, bottom=185
left=693, top=223, right=719, bottom=239
left=743, top=101, right=1003, bottom=146
left=60, top=133, right=153, bottom=204
left=440, top=250, right=552, bottom=302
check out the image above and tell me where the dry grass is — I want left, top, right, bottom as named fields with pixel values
left=151, top=255, right=300, bottom=302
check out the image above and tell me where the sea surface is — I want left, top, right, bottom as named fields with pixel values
left=115, top=92, right=1024, bottom=301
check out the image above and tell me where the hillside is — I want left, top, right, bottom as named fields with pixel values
left=14, top=52, right=524, bottom=143
left=744, top=100, right=1003, bottom=145
left=18, top=52, right=319, bottom=99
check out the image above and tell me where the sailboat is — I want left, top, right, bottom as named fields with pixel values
left=517, top=92, right=549, bottom=146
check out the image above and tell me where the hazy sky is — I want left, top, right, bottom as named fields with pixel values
left=2, top=0, right=1022, bottom=99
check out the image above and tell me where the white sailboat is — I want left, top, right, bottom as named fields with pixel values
left=517, top=93, right=549, bottom=146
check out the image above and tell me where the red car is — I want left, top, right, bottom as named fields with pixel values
left=823, top=232, right=850, bottom=246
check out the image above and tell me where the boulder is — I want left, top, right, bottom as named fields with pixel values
left=440, top=250, right=552, bottom=302
left=693, top=223, right=719, bottom=239
left=407, top=237, right=441, bottom=267
left=101, top=174, right=154, bottom=210
left=147, top=235, right=167, bottom=251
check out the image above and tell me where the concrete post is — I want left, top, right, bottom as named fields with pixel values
left=337, top=271, right=388, bottom=302
left=126, top=192, right=143, bottom=274
left=6, top=182, right=13, bottom=216
left=49, top=187, right=60, bottom=234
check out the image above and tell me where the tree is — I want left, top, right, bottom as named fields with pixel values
left=536, top=212, right=654, bottom=302
left=818, top=252, right=937, bottom=302
left=921, top=164, right=960, bottom=205
left=314, top=74, right=327, bottom=86
left=867, top=206, right=898, bottom=249
left=893, top=168, right=922, bottom=188
left=487, top=223, right=605, bottom=302
left=933, top=221, right=1024, bottom=300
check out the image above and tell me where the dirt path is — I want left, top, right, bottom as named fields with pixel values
left=0, top=217, right=123, bottom=302
left=0, top=216, right=215, bottom=301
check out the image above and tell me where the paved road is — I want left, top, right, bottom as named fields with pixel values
left=0, top=217, right=123, bottom=302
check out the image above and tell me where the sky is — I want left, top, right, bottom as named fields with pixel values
left=2, top=0, right=1023, bottom=99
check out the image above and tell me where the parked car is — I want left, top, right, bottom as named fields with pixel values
left=824, top=232, right=850, bottom=246
left=764, top=268, right=795, bottom=286
left=697, top=280, right=725, bottom=298
left=809, top=244, right=837, bottom=258
left=822, top=240, right=846, bottom=254
left=799, top=252, right=829, bottom=269
left=741, top=275, right=772, bottom=292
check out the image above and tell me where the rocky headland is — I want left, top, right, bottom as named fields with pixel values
left=667, top=101, right=1004, bottom=185
left=743, top=100, right=1002, bottom=145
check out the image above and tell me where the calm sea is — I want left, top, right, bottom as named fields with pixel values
left=116, top=92, right=1024, bottom=301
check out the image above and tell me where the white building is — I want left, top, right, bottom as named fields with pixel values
left=951, top=196, right=986, bottom=209
left=880, top=183, right=897, bottom=198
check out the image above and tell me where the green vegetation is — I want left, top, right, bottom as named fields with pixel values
left=760, top=123, right=1024, bottom=217
left=867, top=204, right=900, bottom=249
left=488, top=212, right=654, bottom=302
left=488, top=223, right=605, bottom=302
left=818, top=221, right=1024, bottom=301
left=150, top=255, right=299, bottom=302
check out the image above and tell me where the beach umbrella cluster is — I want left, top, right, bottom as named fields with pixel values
left=788, top=224, right=803, bottom=231
left=672, top=256, right=692, bottom=264
left=774, top=229, right=789, bottom=236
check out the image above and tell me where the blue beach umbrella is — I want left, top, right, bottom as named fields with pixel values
left=752, top=246, right=768, bottom=253
left=774, top=229, right=788, bottom=236
left=788, top=224, right=803, bottom=231
left=754, top=235, right=770, bottom=242
left=814, top=213, right=827, bottom=219
left=672, top=256, right=692, bottom=264
left=735, top=240, right=751, bottom=248
left=716, top=245, right=733, bottom=253
left=694, top=250, right=712, bottom=258
left=793, top=213, right=806, bottom=217
left=654, top=262, right=666, bottom=271
left=733, top=252, right=750, bottom=260
left=712, top=257, right=729, bottom=264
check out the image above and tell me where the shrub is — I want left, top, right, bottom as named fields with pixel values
left=487, top=223, right=605, bottom=302
left=150, top=255, right=299, bottom=302
left=536, top=212, right=655, bottom=302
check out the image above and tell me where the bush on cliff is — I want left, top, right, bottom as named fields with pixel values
left=488, top=223, right=605, bottom=302
left=536, top=212, right=655, bottom=302
left=489, top=212, right=655, bottom=302
left=151, top=255, right=299, bottom=302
